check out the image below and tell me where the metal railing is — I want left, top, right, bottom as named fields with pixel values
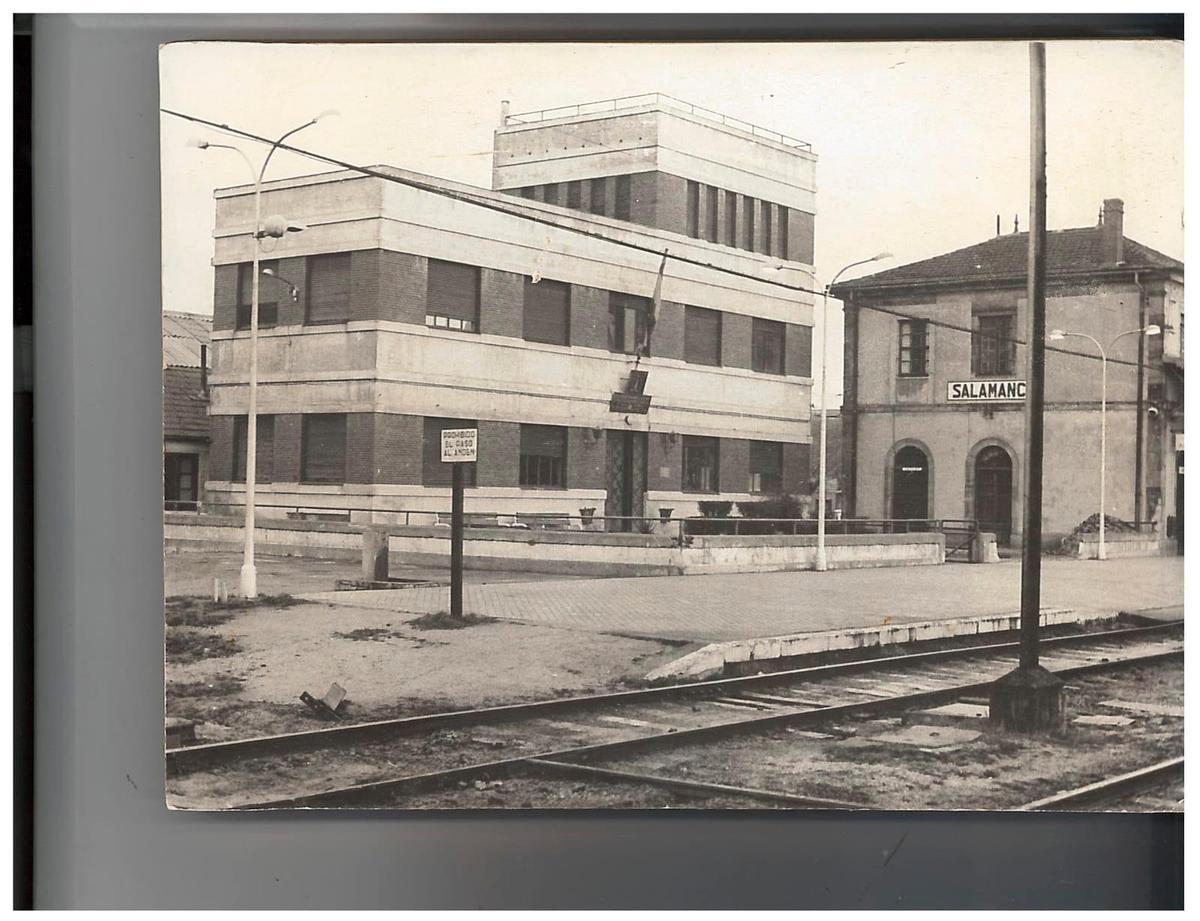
left=679, top=516, right=967, bottom=538
left=504, top=92, right=813, bottom=151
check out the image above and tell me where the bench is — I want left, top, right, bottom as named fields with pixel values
left=433, top=512, right=506, bottom=528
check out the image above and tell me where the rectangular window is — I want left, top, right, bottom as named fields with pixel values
left=742, top=195, right=755, bottom=251
left=164, top=453, right=199, bottom=508
left=761, top=202, right=773, bottom=255
left=614, top=175, right=632, bottom=221
left=682, top=436, right=719, bottom=493
left=524, top=277, right=570, bottom=346
left=705, top=185, right=719, bottom=242
left=748, top=441, right=783, bottom=495
left=566, top=180, right=582, bottom=209
left=232, top=414, right=274, bottom=484
left=686, top=180, right=700, bottom=237
left=778, top=205, right=790, bottom=259
left=684, top=305, right=722, bottom=366
left=300, top=413, right=346, bottom=484
left=898, top=319, right=929, bottom=377
left=543, top=182, right=559, bottom=206
left=752, top=318, right=786, bottom=375
left=519, top=424, right=567, bottom=488
left=725, top=190, right=738, bottom=246
left=305, top=252, right=351, bottom=325
left=587, top=177, right=607, bottom=215
left=608, top=292, right=651, bottom=355
left=973, top=312, right=1016, bottom=376
left=236, top=260, right=279, bottom=330
left=520, top=187, right=536, bottom=199
left=422, top=416, right=477, bottom=487
left=426, top=259, right=480, bottom=333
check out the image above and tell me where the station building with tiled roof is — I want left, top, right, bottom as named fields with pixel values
left=163, top=310, right=212, bottom=510
left=831, top=199, right=1184, bottom=551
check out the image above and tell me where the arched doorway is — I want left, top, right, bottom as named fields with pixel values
left=975, top=446, right=1013, bottom=545
left=892, top=445, right=930, bottom=520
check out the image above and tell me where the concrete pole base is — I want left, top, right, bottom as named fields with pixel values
left=239, top=562, right=258, bottom=600
left=989, top=665, right=1065, bottom=733
left=362, top=526, right=390, bottom=582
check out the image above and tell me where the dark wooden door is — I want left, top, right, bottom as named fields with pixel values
left=975, top=446, right=1013, bottom=545
left=606, top=430, right=646, bottom=532
left=892, top=446, right=929, bottom=521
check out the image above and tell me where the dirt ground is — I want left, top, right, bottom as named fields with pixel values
left=165, top=593, right=692, bottom=742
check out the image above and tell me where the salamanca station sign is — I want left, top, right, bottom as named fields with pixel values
left=947, top=380, right=1027, bottom=403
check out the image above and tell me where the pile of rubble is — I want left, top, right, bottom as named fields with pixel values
left=1058, top=512, right=1141, bottom=555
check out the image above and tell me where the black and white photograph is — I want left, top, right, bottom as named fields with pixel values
left=159, top=37, right=1183, bottom=812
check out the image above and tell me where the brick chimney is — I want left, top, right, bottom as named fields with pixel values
left=1101, top=198, right=1124, bottom=263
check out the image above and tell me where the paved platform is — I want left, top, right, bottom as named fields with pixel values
left=307, top=556, right=1184, bottom=645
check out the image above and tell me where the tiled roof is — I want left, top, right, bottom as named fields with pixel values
left=834, top=227, right=1183, bottom=293
left=163, top=366, right=209, bottom=441
left=162, top=310, right=212, bottom=368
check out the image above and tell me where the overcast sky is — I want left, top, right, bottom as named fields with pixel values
left=160, top=39, right=1183, bottom=405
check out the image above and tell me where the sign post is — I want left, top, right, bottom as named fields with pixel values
left=441, top=428, right=478, bottom=620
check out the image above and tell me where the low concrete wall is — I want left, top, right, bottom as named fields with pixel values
left=1077, top=532, right=1165, bottom=560
left=648, top=607, right=1080, bottom=681
left=164, top=513, right=945, bottom=577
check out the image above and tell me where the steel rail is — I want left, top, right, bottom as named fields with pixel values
left=522, top=758, right=867, bottom=810
left=234, top=642, right=1182, bottom=809
left=1020, top=756, right=1184, bottom=811
left=168, top=620, right=1182, bottom=773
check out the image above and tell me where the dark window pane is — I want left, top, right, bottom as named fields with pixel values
left=543, top=182, right=559, bottom=205
left=427, top=259, right=480, bottom=331
left=742, top=195, right=755, bottom=251
left=566, top=180, right=582, bottom=209
left=614, top=175, right=631, bottom=221
left=682, top=435, right=719, bottom=492
left=422, top=417, right=477, bottom=487
left=608, top=292, right=651, bottom=355
left=305, top=253, right=351, bottom=324
left=705, top=185, right=719, bottom=242
left=587, top=177, right=607, bottom=215
left=524, top=277, right=570, bottom=345
left=761, top=202, right=773, bottom=255
left=519, top=424, right=566, bottom=488
left=749, top=441, right=783, bottom=494
left=974, top=313, right=1015, bottom=375
left=725, top=190, right=738, bottom=245
left=684, top=305, right=722, bottom=366
left=236, top=259, right=279, bottom=329
left=752, top=318, right=785, bottom=375
left=520, top=187, right=536, bottom=199
left=778, top=206, right=790, bottom=259
left=301, top=414, right=346, bottom=484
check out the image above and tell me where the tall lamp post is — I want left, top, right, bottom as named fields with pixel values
left=815, top=252, right=892, bottom=572
left=189, top=112, right=337, bottom=598
left=1048, top=324, right=1161, bottom=560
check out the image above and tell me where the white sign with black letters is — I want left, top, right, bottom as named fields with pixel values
left=440, top=428, right=478, bottom=463
left=947, top=380, right=1027, bottom=403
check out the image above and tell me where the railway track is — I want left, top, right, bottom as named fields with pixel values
left=1021, top=757, right=1184, bottom=811
left=166, top=620, right=1182, bottom=810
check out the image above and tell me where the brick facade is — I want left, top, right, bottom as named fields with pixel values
left=719, top=437, right=750, bottom=494
left=209, top=415, right=235, bottom=480
left=476, top=420, right=520, bottom=487
left=345, top=413, right=375, bottom=484
left=570, top=284, right=609, bottom=351
left=721, top=312, right=753, bottom=370
left=480, top=267, right=525, bottom=339
left=785, top=323, right=813, bottom=378
left=629, top=172, right=658, bottom=227
left=567, top=427, right=607, bottom=490
left=272, top=413, right=303, bottom=483
left=374, top=413, right=423, bottom=484
left=647, top=431, right=682, bottom=492
left=379, top=250, right=427, bottom=324
left=212, top=265, right=239, bottom=331
left=652, top=301, right=685, bottom=360
left=788, top=209, right=816, bottom=265
left=782, top=441, right=810, bottom=493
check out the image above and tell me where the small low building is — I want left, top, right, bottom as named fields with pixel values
left=832, top=199, right=1183, bottom=550
left=162, top=311, right=212, bottom=511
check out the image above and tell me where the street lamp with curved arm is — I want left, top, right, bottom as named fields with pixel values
left=815, top=252, right=893, bottom=571
left=189, top=112, right=337, bottom=598
left=1047, top=324, right=1161, bottom=560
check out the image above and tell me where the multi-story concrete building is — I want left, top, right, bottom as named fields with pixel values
left=832, top=199, right=1183, bottom=550
left=204, top=95, right=818, bottom=527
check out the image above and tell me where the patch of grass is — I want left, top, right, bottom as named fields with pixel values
left=165, top=628, right=242, bottom=664
left=165, top=593, right=302, bottom=627
left=332, top=627, right=408, bottom=642
left=167, top=674, right=244, bottom=699
left=408, top=610, right=496, bottom=631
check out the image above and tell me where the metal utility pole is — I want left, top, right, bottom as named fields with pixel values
left=990, top=41, right=1064, bottom=731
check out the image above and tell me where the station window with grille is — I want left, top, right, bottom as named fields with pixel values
left=748, top=441, right=783, bottom=495
left=422, top=417, right=477, bottom=487
left=972, top=312, right=1017, bottom=376
left=682, top=435, right=720, bottom=493
left=232, top=414, right=275, bottom=484
left=426, top=259, right=480, bottom=333
left=304, top=253, right=351, bottom=325
left=751, top=318, right=785, bottom=375
left=609, top=292, right=651, bottom=355
left=898, top=319, right=929, bottom=377
left=519, top=424, right=567, bottom=488
left=236, top=259, right=279, bottom=330
left=300, top=413, right=347, bottom=484
left=524, top=277, right=570, bottom=346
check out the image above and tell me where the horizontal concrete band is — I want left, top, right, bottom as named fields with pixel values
left=647, top=607, right=1082, bottom=681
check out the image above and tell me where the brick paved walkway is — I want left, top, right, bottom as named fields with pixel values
left=307, top=557, right=1184, bottom=644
